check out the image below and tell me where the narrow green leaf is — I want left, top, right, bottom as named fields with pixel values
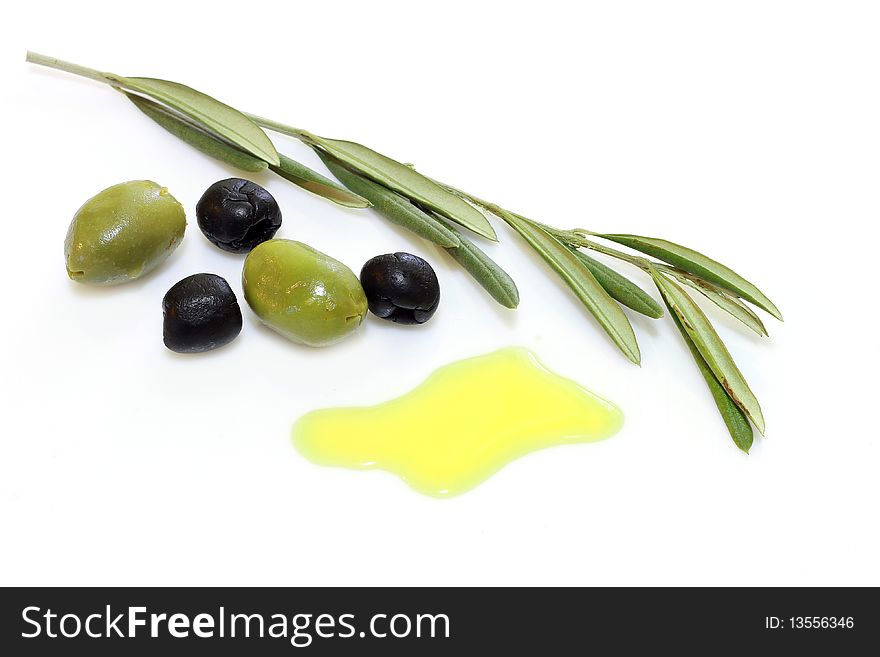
left=663, top=268, right=768, bottom=337
left=651, top=269, right=765, bottom=434
left=570, top=249, right=664, bottom=319
left=119, top=77, right=280, bottom=166
left=502, top=212, right=641, bottom=364
left=125, top=93, right=268, bottom=173
left=663, top=298, right=753, bottom=452
left=271, top=154, right=370, bottom=208
left=435, top=218, right=519, bottom=308
left=308, top=137, right=497, bottom=240
left=599, top=233, right=782, bottom=320
left=319, top=153, right=460, bottom=248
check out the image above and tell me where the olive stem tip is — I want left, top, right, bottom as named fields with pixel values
left=25, top=51, right=112, bottom=85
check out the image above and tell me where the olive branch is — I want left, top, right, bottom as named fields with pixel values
left=26, top=51, right=782, bottom=452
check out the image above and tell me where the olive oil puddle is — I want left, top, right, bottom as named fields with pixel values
left=292, top=347, right=623, bottom=497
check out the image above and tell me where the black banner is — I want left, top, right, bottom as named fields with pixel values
left=0, top=587, right=875, bottom=654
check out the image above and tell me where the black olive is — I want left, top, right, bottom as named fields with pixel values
left=195, top=178, right=282, bottom=253
left=360, top=252, right=440, bottom=325
left=162, top=273, right=243, bottom=353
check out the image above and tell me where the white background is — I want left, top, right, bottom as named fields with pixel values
left=1, top=1, right=878, bottom=586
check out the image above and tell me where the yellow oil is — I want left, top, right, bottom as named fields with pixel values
left=292, top=347, right=623, bottom=497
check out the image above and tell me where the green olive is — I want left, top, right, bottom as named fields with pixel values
left=64, top=180, right=186, bottom=285
left=242, top=239, right=368, bottom=347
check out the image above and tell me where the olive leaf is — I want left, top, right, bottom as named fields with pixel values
left=271, top=155, right=370, bottom=209
left=119, top=77, right=280, bottom=166
left=128, top=92, right=368, bottom=207
left=662, top=268, right=768, bottom=337
left=663, top=298, right=754, bottom=452
left=599, top=234, right=782, bottom=320
left=307, top=137, right=498, bottom=241
left=650, top=268, right=765, bottom=434
left=435, top=218, right=520, bottom=308
left=126, top=93, right=269, bottom=173
left=570, top=249, right=664, bottom=319
left=319, top=153, right=460, bottom=248
left=502, top=212, right=641, bottom=364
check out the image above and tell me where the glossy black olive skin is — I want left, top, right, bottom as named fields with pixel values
left=162, top=273, right=243, bottom=353
left=360, top=253, right=440, bottom=325
left=195, top=178, right=282, bottom=253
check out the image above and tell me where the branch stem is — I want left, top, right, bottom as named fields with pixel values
left=245, top=113, right=315, bottom=143
left=25, top=51, right=117, bottom=86
left=577, top=240, right=653, bottom=272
